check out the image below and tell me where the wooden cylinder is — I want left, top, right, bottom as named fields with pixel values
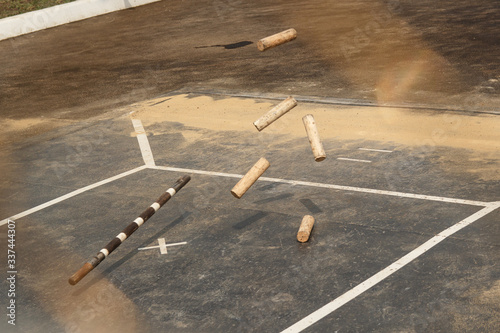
left=231, top=157, right=270, bottom=198
left=297, top=215, right=315, bottom=243
left=68, top=262, right=94, bottom=285
left=68, top=176, right=191, bottom=285
left=302, top=114, right=326, bottom=162
left=253, top=96, right=297, bottom=131
left=257, top=28, right=297, bottom=51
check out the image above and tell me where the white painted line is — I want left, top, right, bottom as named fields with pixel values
left=166, top=241, right=188, bottom=247
left=151, top=165, right=244, bottom=180
left=281, top=202, right=500, bottom=333
left=137, top=246, right=158, bottom=251
left=150, top=165, right=489, bottom=207
left=131, top=118, right=155, bottom=166
left=0, top=165, right=147, bottom=227
left=138, top=241, right=187, bottom=251
left=0, top=0, right=162, bottom=41
left=358, top=148, right=393, bottom=153
left=158, top=238, right=168, bottom=254
left=337, top=157, right=372, bottom=163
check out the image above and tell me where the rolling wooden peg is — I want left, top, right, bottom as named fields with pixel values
left=253, top=96, right=297, bottom=131
left=297, top=215, right=315, bottom=242
left=302, top=114, right=326, bottom=162
left=257, top=28, right=297, bottom=51
left=231, top=157, right=270, bottom=198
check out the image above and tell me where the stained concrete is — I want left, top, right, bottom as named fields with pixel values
left=1, top=93, right=499, bottom=332
left=0, top=1, right=499, bottom=332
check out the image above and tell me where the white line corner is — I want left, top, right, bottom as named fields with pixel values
left=280, top=204, right=499, bottom=332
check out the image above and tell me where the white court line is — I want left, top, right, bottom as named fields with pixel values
left=150, top=165, right=489, bottom=207
left=280, top=202, right=500, bottom=333
left=0, top=166, right=147, bottom=227
left=158, top=238, right=168, bottom=254
left=131, top=116, right=155, bottom=166
left=358, top=148, right=393, bottom=153
left=337, top=157, right=372, bottom=163
left=138, top=241, right=188, bottom=251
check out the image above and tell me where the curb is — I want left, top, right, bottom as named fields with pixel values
left=0, top=0, right=161, bottom=42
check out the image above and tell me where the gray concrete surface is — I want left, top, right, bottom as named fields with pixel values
left=1, top=0, right=499, bottom=126
left=1, top=93, right=498, bottom=332
left=0, top=0, right=499, bottom=332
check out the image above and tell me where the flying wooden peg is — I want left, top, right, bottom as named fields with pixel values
left=257, top=28, right=297, bottom=51
left=231, top=157, right=270, bottom=198
left=302, top=114, right=326, bottom=162
left=253, top=96, right=297, bottom=131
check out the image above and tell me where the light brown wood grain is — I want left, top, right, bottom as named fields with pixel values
left=303, top=114, right=326, bottom=161
left=253, top=96, right=297, bottom=131
left=68, top=262, right=94, bottom=285
left=297, top=215, right=315, bottom=242
left=231, top=157, right=270, bottom=198
left=257, top=28, right=297, bottom=51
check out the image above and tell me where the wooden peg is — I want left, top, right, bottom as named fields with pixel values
left=297, top=215, right=315, bottom=242
left=253, top=96, right=297, bottom=131
left=257, top=28, right=297, bottom=51
left=231, top=157, right=270, bottom=198
left=302, top=114, right=326, bottom=161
